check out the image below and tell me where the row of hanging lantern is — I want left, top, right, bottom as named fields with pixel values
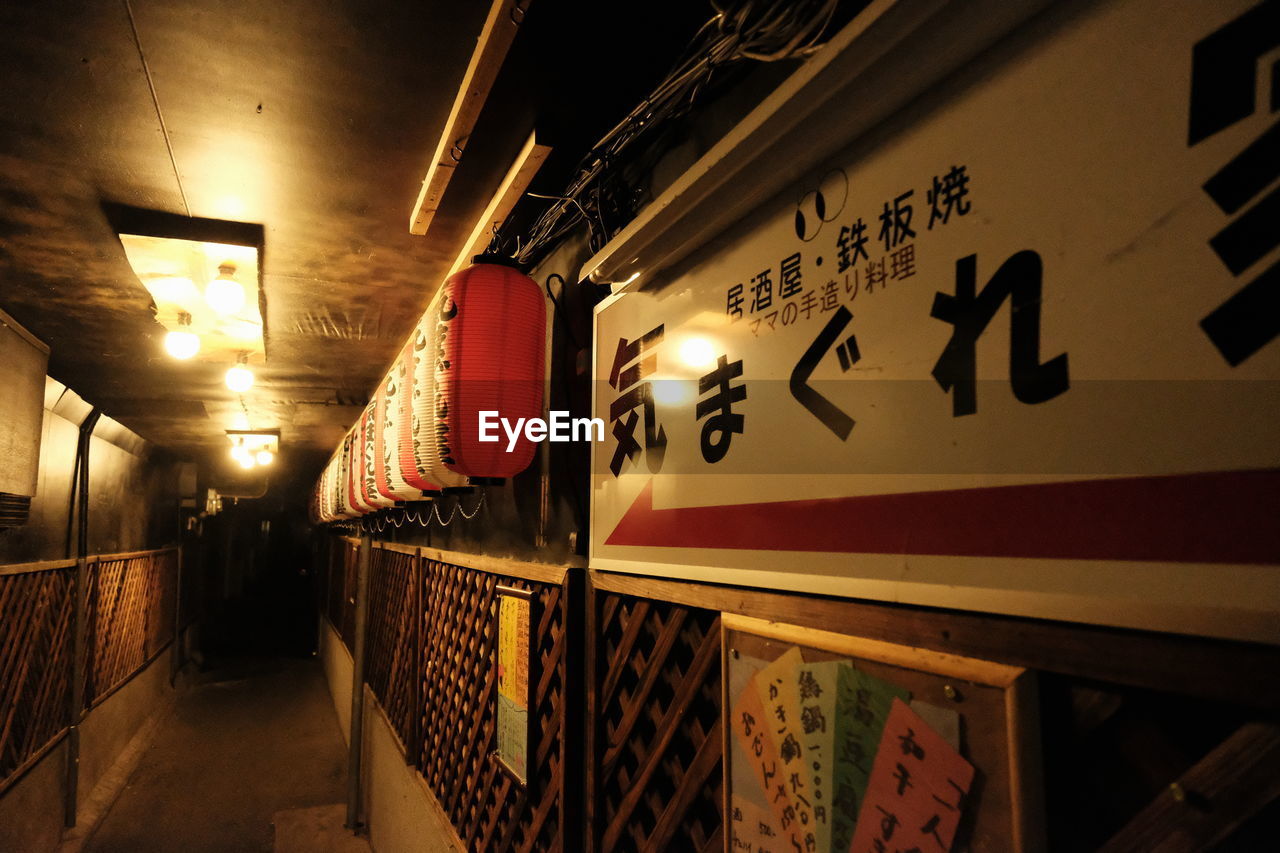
left=310, top=257, right=547, bottom=523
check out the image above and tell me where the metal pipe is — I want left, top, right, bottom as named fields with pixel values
left=64, top=408, right=99, bottom=827
left=345, top=534, right=372, bottom=831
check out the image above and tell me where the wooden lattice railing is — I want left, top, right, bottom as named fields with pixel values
left=332, top=538, right=569, bottom=853
left=86, top=550, right=178, bottom=706
left=365, top=547, right=418, bottom=749
left=589, top=591, right=723, bottom=853
left=0, top=546, right=181, bottom=794
left=0, top=564, right=74, bottom=789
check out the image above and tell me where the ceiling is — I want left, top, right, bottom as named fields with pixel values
left=0, top=0, right=713, bottom=490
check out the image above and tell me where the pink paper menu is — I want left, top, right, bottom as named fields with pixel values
left=847, top=698, right=975, bottom=853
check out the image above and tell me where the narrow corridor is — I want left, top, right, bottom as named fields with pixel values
left=81, top=658, right=363, bottom=853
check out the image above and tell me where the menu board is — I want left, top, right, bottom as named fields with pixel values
left=496, top=587, right=533, bottom=784
left=724, top=615, right=1040, bottom=852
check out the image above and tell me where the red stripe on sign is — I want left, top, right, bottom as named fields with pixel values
left=605, top=469, right=1280, bottom=564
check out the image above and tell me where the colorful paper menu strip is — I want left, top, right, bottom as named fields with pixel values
left=848, top=698, right=975, bottom=853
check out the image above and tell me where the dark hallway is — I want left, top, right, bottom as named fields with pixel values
left=81, top=659, right=357, bottom=853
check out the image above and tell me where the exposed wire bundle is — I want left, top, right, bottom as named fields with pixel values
left=508, top=0, right=841, bottom=268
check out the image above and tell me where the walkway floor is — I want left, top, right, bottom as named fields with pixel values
left=83, top=656, right=366, bottom=853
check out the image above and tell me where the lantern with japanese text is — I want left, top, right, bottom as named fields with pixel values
left=380, top=347, right=428, bottom=501
left=433, top=257, right=546, bottom=478
left=361, top=400, right=396, bottom=509
left=344, top=428, right=373, bottom=515
left=410, top=298, right=468, bottom=488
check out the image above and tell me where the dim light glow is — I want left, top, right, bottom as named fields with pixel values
left=148, top=276, right=198, bottom=303
left=236, top=453, right=256, bottom=469
left=225, top=364, right=254, bottom=393
left=678, top=336, right=716, bottom=369
left=651, top=378, right=695, bottom=406
left=164, top=329, right=200, bottom=360
left=205, top=266, right=246, bottom=315
left=256, top=450, right=274, bottom=466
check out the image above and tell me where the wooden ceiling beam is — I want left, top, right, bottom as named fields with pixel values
left=409, top=0, right=530, bottom=236
left=447, top=131, right=552, bottom=277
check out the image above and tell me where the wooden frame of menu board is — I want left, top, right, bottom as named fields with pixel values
left=722, top=613, right=1045, bottom=853
left=494, top=584, right=539, bottom=788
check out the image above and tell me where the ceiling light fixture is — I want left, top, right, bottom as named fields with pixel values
left=226, top=429, right=279, bottom=471
left=164, top=312, right=200, bottom=360
left=225, top=352, right=254, bottom=393
left=205, top=262, right=246, bottom=315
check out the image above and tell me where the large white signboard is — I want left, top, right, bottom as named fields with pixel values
left=590, top=0, right=1280, bottom=643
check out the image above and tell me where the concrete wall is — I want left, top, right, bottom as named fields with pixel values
left=0, top=644, right=179, bottom=853
left=318, top=620, right=461, bottom=853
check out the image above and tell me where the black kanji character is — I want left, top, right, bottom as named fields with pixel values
left=1190, top=5, right=1280, bottom=366
left=878, top=191, right=915, bottom=251
left=780, top=733, right=802, bottom=764
left=751, top=269, right=774, bottom=312
left=695, top=355, right=746, bottom=464
left=780, top=252, right=803, bottom=299
left=801, top=705, right=826, bottom=735
left=927, top=165, right=972, bottom=229
left=727, top=284, right=744, bottom=320
left=798, top=670, right=823, bottom=700
left=608, top=325, right=667, bottom=475
left=837, top=219, right=870, bottom=272
left=930, top=250, right=1070, bottom=417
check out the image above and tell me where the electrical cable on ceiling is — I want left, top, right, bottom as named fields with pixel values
left=503, top=0, right=841, bottom=268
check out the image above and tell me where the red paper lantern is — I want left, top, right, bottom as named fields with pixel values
left=433, top=258, right=545, bottom=478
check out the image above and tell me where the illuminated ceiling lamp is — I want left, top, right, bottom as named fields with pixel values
left=164, top=312, right=200, bottom=360
left=206, top=262, right=246, bottom=315
left=434, top=256, right=545, bottom=478
left=226, top=429, right=278, bottom=470
left=230, top=436, right=255, bottom=469
left=225, top=352, right=254, bottom=392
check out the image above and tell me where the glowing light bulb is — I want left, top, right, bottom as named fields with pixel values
left=205, top=264, right=245, bottom=315
left=256, top=450, right=274, bottom=466
left=237, top=453, right=256, bottom=469
left=225, top=364, right=254, bottom=393
left=164, top=330, right=200, bottom=360
left=679, top=336, right=715, bottom=369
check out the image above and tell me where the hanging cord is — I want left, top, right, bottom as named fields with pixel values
left=432, top=490, right=486, bottom=526
left=544, top=273, right=583, bottom=349
left=504, top=0, right=840, bottom=267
